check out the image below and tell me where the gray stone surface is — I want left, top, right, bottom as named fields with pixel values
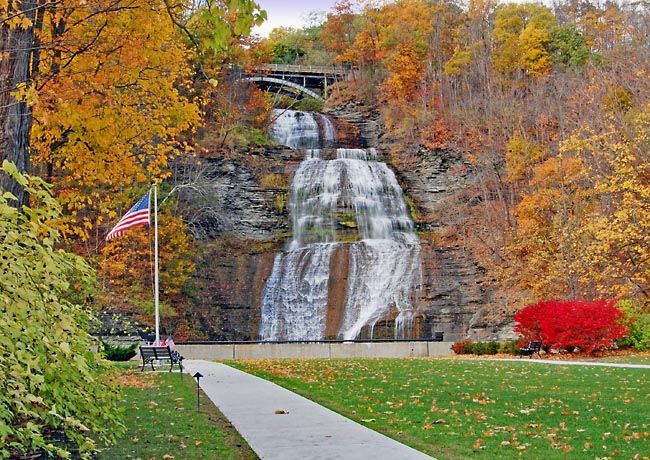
left=175, top=342, right=453, bottom=360
left=183, top=360, right=437, bottom=460
left=147, top=108, right=500, bottom=343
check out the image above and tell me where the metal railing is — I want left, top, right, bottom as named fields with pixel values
left=179, top=336, right=445, bottom=345
left=262, top=64, right=346, bottom=75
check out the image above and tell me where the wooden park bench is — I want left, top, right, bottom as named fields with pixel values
left=519, top=340, right=542, bottom=357
left=139, top=345, right=184, bottom=372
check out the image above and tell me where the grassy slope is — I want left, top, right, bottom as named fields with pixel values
left=98, top=365, right=258, bottom=460
left=231, top=358, right=650, bottom=460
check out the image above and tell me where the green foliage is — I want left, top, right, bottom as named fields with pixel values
left=472, top=341, right=501, bottom=355
left=274, top=192, right=288, bottom=214
left=272, top=42, right=306, bottom=64
left=0, top=161, right=124, bottom=459
left=191, top=0, right=266, bottom=60
left=267, top=23, right=334, bottom=67
left=101, top=342, right=138, bottom=362
left=499, top=339, right=521, bottom=355
left=548, top=24, right=591, bottom=69
left=294, top=97, right=324, bottom=112
left=452, top=339, right=502, bottom=355
left=404, top=194, right=420, bottom=222
left=617, top=299, right=650, bottom=351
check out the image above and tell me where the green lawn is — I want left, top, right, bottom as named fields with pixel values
left=598, top=354, right=650, bottom=366
left=98, top=365, right=257, bottom=460
left=231, top=358, right=650, bottom=460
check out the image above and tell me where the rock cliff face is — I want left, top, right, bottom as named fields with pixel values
left=181, top=108, right=507, bottom=343
left=183, top=147, right=301, bottom=241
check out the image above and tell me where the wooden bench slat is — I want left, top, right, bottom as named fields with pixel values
left=139, top=345, right=183, bottom=372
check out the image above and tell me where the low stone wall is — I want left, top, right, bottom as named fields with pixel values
left=175, top=341, right=453, bottom=360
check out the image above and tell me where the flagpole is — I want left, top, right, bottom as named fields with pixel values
left=153, top=183, right=160, bottom=346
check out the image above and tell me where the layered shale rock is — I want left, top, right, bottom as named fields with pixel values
left=168, top=109, right=509, bottom=342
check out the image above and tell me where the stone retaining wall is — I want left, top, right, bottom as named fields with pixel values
left=174, top=341, right=453, bottom=360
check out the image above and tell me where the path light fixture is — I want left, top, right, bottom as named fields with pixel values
left=193, top=372, right=203, bottom=412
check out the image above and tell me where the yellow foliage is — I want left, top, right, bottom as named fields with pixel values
left=510, top=155, right=595, bottom=299
left=100, top=210, right=195, bottom=300
left=381, top=44, right=426, bottom=103
left=506, top=133, right=546, bottom=184
left=519, top=26, right=551, bottom=76
left=31, top=0, right=200, bottom=241
left=505, top=107, right=650, bottom=300
left=492, top=2, right=555, bottom=78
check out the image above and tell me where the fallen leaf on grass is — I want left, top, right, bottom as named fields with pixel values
left=422, top=420, right=446, bottom=430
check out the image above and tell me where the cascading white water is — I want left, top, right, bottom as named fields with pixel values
left=269, top=110, right=323, bottom=149
left=260, top=110, right=422, bottom=341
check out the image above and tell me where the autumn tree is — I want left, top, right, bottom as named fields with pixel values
left=378, top=0, right=434, bottom=103
left=0, top=0, right=46, bottom=206
left=30, top=0, right=201, bottom=244
left=509, top=154, right=595, bottom=300
left=492, top=2, right=557, bottom=80
left=570, top=108, right=650, bottom=299
left=321, top=0, right=358, bottom=58
left=100, top=199, right=195, bottom=327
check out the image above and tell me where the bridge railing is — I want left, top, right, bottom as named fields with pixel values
left=262, top=64, right=346, bottom=75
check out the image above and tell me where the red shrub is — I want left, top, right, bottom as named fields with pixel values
left=452, top=339, right=474, bottom=354
left=514, top=299, right=628, bottom=353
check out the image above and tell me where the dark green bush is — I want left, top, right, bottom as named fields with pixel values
left=102, top=341, right=138, bottom=361
left=473, top=341, right=500, bottom=355
left=499, top=340, right=521, bottom=355
left=452, top=339, right=504, bottom=355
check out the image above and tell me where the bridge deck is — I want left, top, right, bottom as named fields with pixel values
left=262, top=64, right=345, bottom=75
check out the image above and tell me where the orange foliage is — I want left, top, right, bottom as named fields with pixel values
left=100, top=210, right=194, bottom=301
left=321, top=0, right=357, bottom=56
left=31, top=0, right=200, bottom=242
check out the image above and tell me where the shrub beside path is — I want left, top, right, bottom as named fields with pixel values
left=183, top=360, right=437, bottom=460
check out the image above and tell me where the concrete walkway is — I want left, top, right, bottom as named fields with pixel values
left=182, top=360, right=436, bottom=460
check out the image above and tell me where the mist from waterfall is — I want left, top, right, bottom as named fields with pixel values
left=260, top=110, right=422, bottom=341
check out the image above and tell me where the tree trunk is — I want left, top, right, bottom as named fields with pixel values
left=0, top=0, right=38, bottom=207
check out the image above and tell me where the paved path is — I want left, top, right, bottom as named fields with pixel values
left=183, top=360, right=436, bottom=460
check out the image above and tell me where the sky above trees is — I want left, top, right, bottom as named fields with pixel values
left=254, top=0, right=338, bottom=36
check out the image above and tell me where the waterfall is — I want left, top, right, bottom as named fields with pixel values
left=260, top=110, right=422, bottom=341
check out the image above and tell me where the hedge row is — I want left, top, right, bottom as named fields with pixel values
left=451, top=339, right=521, bottom=355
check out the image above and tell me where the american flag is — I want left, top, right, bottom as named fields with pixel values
left=105, top=190, right=151, bottom=240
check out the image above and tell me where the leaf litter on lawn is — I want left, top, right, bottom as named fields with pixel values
left=233, top=358, right=650, bottom=460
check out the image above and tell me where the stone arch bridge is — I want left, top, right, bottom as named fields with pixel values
left=244, top=64, right=345, bottom=102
